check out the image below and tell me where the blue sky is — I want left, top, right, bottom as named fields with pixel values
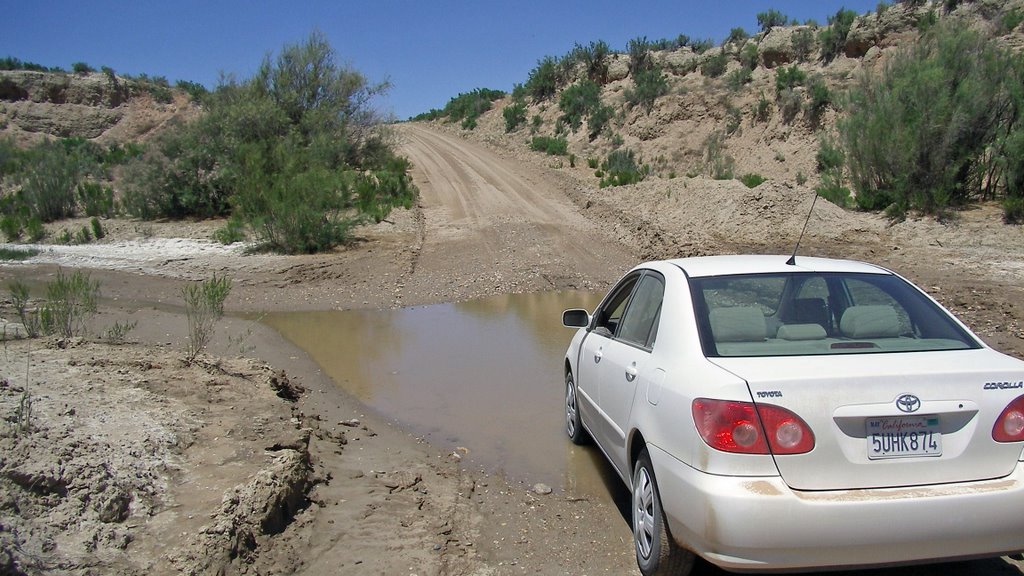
left=3, top=1, right=879, bottom=120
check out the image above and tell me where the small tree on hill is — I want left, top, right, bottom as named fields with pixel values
left=757, top=9, right=790, bottom=32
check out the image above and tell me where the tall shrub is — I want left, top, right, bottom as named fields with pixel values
left=558, top=80, right=601, bottom=132
left=839, top=23, right=1023, bottom=214
left=18, top=141, right=81, bottom=222
left=121, top=32, right=415, bottom=251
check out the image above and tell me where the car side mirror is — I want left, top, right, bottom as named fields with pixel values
left=562, top=309, right=590, bottom=328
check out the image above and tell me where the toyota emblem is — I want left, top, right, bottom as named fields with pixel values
left=896, top=394, right=921, bottom=413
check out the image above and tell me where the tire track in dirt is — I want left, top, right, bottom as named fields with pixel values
left=397, top=124, right=635, bottom=299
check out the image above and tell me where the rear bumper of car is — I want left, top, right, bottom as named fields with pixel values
left=649, top=444, right=1024, bottom=571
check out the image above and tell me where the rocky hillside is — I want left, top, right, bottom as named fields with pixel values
left=456, top=0, right=1024, bottom=194
left=0, top=70, right=197, bottom=146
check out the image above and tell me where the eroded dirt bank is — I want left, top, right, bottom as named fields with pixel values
left=1, top=123, right=1023, bottom=576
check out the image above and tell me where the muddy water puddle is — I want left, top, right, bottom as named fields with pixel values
left=262, top=291, right=617, bottom=494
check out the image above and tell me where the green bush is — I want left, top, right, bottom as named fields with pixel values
left=525, top=56, right=560, bottom=103
left=559, top=80, right=601, bottom=132
left=806, top=76, right=832, bottom=125
left=725, top=105, right=742, bottom=135
left=726, top=27, right=749, bottom=45
left=236, top=160, right=349, bottom=252
left=71, top=61, right=94, bottom=74
left=9, top=280, right=39, bottom=338
left=701, top=52, right=729, bottom=78
left=25, top=217, right=44, bottom=242
left=526, top=114, right=541, bottom=131
left=839, top=23, right=1024, bottom=215
left=214, top=216, right=246, bottom=244
left=77, top=181, right=115, bottom=217
left=0, top=57, right=62, bottom=72
left=176, top=80, right=208, bottom=102
left=1004, top=196, right=1024, bottom=224
left=104, top=320, right=137, bottom=344
left=19, top=141, right=81, bottom=222
left=600, top=149, right=649, bottom=187
left=816, top=137, right=845, bottom=173
left=917, top=10, right=938, bottom=33
left=703, top=131, right=735, bottom=180
left=625, top=68, right=669, bottom=113
left=100, top=142, right=144, bottom=167
left=119, top=32, right=415, bottom=252
left=1002, top=8, right=1024, bottom=33
left=817, top=179, right=852, bottom=207
left=739, top=173, right=766, bottom=188
left=691, top=39, right=715, bottom=54
left=438, top=88, right=505, bottom=129
left=75, top=225, right=92, bottom=244
left=0, top=247, right=38, bottom=261
left=727, top=67, right=752, bottom=91
left=182, top=274, right=231, bottom=363
left=572, top=40, right=611, bottom=84
left=778, top=88, right=803, bottom=123
left=1, top=214, right=21, bottom=241
left=757, top=9, right=789, bottom=32
left=41, top=269, right=100, bottom=338
left=650, top=35, right=691, bottom=51
left=792, top=28, right=815, bottom=62
left=529, top=136, right=568, bottom=156
left=627, top=37, right=653, bottom=76
left=753, top=91, right=772, bottom=122
left=740, top=43, right=759, bottom=70
left=775, top=65, right=806, bottom=95
left=90, top=217, right=104, bottom=240
left=819, top=8, right=858, bottom=61
left=0, top=137, right=23, bottom=176
left=503, top=101, right=527, bottom=132
left=587, top=105, right=614, bottom=141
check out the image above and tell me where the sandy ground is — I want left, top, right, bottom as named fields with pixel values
left=2, top=123, right=1024, bottom=575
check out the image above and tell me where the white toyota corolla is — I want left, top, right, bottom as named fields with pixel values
left=561, top=255, right=1024, bottom=575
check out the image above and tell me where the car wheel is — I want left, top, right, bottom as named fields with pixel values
left=565, top=372, right=589, bottom=445
left=633, top=449, right=695, bottom=576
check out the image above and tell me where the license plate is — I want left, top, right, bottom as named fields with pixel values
left=866, top=415, right=942, bottom=460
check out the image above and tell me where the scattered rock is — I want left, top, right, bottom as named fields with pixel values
left=269, top=370, right=304, bottom=401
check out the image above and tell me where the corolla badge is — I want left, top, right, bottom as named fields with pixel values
left=896, top=394, right=921, bottom=413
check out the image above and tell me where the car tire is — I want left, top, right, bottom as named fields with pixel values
left=565, top=372, right=589, bottom=445
left=633, top=449, right=695, bottom=576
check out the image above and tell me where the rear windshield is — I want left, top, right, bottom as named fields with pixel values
left=691, top=272, right=980, bottom=357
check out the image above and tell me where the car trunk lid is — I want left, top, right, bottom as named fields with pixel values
left=711, top=349, right=1024, bottom=491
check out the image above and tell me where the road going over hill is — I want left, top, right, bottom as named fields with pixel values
left=397, top=124, right=635, bottom=300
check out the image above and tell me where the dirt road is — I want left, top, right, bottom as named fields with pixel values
left=398, top=124, right=635, bottom=300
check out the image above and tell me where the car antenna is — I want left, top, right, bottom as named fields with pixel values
left=786, top=192, right=819, bottom=266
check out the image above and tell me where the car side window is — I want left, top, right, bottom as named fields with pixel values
left=617, top=274, right=665, bottom=349
left=593, top=275, right=639, bottom=337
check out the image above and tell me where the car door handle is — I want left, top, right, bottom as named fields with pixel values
left=625, top=363, right=638, bottom=382
left=593, top=349, right=603, bottom=363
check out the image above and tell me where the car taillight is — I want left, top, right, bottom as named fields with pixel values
left=692, top=398, right=815, bottom=455
left=992, top=395, right=1024, bottom=442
